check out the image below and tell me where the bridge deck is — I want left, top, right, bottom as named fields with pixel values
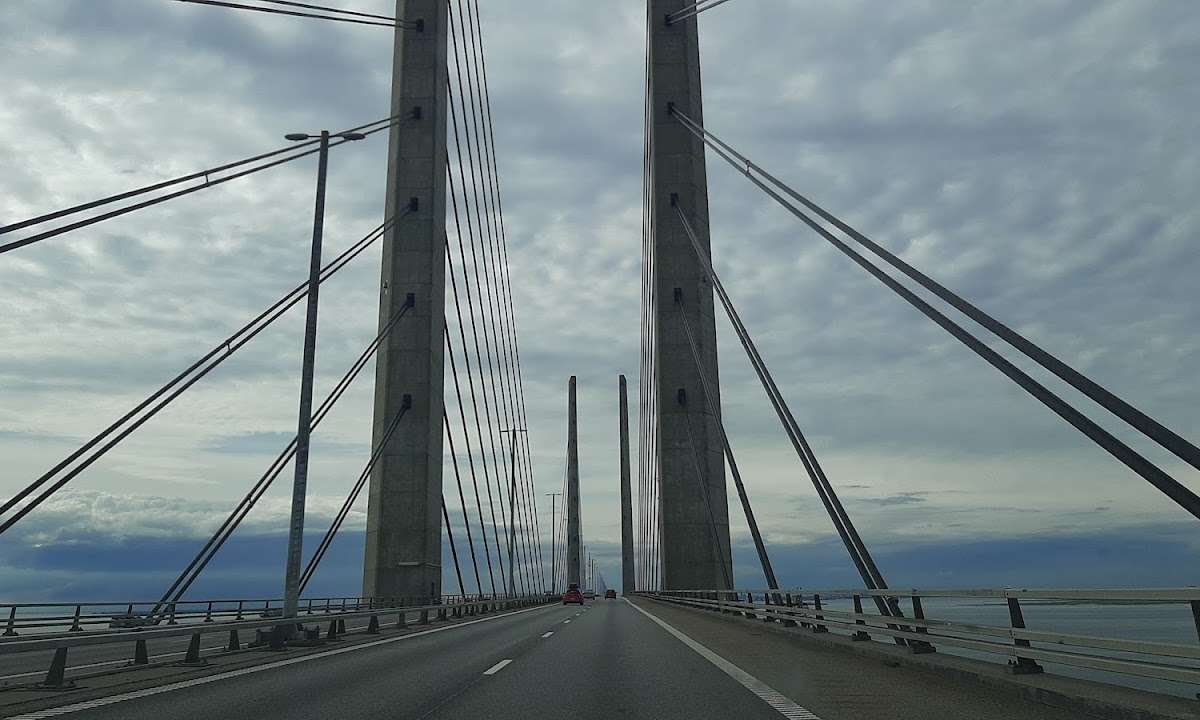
left=0, top=599, right=1189, bottom=719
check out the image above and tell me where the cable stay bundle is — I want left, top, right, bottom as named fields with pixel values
left=0, top=115, right=398, bottom=256
left=439, top=0, right=546, bottom=597
left=170, top=0, right=420, bottom=29
left=0, top=214, right=406, bottom=537
left=149, top=291, right=416, bottom=614
left=669, top=107, right=1200, bottom=523
left=666, top=0, right=739, bottom=25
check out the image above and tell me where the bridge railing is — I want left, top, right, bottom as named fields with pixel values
left=0, top=593, right=522, bottom=638
left=0, top=593, right=556, bottom=689
left=640, top=588, right=1200, bottom=690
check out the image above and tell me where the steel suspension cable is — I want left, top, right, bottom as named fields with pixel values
left=443, top=411, right=484, bottom=596
left=298, top=399, right=412, bottom=593
left=457, top=0, right=540, bottom=594
left=255, top=0, right=395, bottom=21
left=445, top=176, right=506, bottom=593
left=0, top=116, right=398, bottom=256
left=0, top=215, right=402, bottom=535
left=666, top=0, right=738, bottom=25
left=671, top=118, right=1200, bottom=522
left=447, top=8, right=534, bottom=596
left=465, top=0, right=547, bottom=591
left=170, top=0, right=415, bottom=28
left=152, top=292, right=415, bottom=612
left=673, top=200, right=901, bottom=619
left=444, top=323, right=498, bottom=597
left=674, top=293, right=779, bottom=589
left=446, top=75, right=517, bottom=595
left=671, top=108, right=1200, bottom=478
left=442, top=498, right=466, bottom=597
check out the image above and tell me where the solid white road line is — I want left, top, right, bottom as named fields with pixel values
left=541, top=632, right=553, bottom=638
left=7, top=604, right=555, bottom=719
left=483, top=659, right=512, bottom=675
left=625, top=599, right=823, bottom=720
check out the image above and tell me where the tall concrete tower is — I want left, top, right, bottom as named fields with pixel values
left=363, top=0, right=449, bottom=602
left=566, top=376, right=581, bottom=588
left=648, top=0, right=733, bottom=589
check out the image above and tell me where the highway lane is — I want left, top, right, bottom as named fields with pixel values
left=424, top=599, right=785, bottom=719
left=2, top=598, right=1119, bottom=719
left=17, top=602, right=581, bottom=719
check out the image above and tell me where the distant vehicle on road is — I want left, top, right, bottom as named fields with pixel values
left=562, top=584, right=584, bottom=605
left=604, top=589, right=616, bottom=599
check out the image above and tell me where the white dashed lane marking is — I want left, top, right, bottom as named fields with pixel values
left=541, top=631, right=553, bottom=638
left=625, top=599, right=822, bottom=720
left=483, top=659, right=512, bottom=675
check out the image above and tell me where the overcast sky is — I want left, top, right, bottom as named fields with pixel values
left=1, top=0, right=1197, bottom=600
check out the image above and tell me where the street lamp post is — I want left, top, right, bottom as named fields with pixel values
left=280, top=129, right=365, bottom=630
left=545, top=492, right=561, bottom=594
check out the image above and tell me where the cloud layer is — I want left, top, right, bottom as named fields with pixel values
left=1, top=0, right=1197, bottom=597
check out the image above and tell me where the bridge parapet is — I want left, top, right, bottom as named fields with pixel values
left=640, top=588, right=1200, bottom=693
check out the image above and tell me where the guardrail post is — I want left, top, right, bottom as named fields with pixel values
left=179, top=631, right=206, bottom=666
left=236, top=600, right=244, bottom=621
left=326, top=618, right=340, bottom=640
left=1006, top=596, right=1043, bottom=674
left=166, top=602, right=178, bottom=625
left=36, top=647, right=75, bottom=689
left=851, top=594, right=870, bottom=641
left=336, top=618, right=346, bottom=635
left=324, top=598, right=331, bottom=615
left=204, top=601, right=214, bottom=623
left=811, top=594, right=828, bottom=633
left=133, top=637, right=149, bottom=664
left=226, top=628, right=241, bottom=651
left=69, top=604, right=83, bottom=632
left=397, top=610, right=408, bottom=628
left=909, top=596, right=936, bottom=654
left=3, top=606, right=17, bottom=636
left=366, top=615, right=380, bottom=634
left=307, top=598, right=315, bottom=616
left=419, top=609, right=430, bottom=625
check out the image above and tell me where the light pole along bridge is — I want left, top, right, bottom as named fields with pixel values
left=0, top=1, right=1198, bottom=718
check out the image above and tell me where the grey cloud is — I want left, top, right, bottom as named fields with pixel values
left=1, top=0, right=1197, bottom=594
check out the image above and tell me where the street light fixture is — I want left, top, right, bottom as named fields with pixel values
left=279, top=128, right=367, bottom=639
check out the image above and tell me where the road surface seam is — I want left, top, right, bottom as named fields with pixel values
left=5, top=604, right=554, bottom=719
left=625, top=599, right=823, bottom=720
left=483, top=659, right=512, bottom=675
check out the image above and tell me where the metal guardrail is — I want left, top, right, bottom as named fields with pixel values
left=0, top=594, right=508, bottom=637
left=0, top=594, right=556, bottom=689
left=641, top=588, right=1200, bottom=688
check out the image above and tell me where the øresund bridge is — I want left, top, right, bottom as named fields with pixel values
left=1, top=1, right=1198, bottom=718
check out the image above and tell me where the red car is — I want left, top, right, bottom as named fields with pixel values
left=562, top=584, right=584, bottom=605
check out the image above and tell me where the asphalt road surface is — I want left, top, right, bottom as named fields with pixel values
left=2, top=598, right=1094, bottom=719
